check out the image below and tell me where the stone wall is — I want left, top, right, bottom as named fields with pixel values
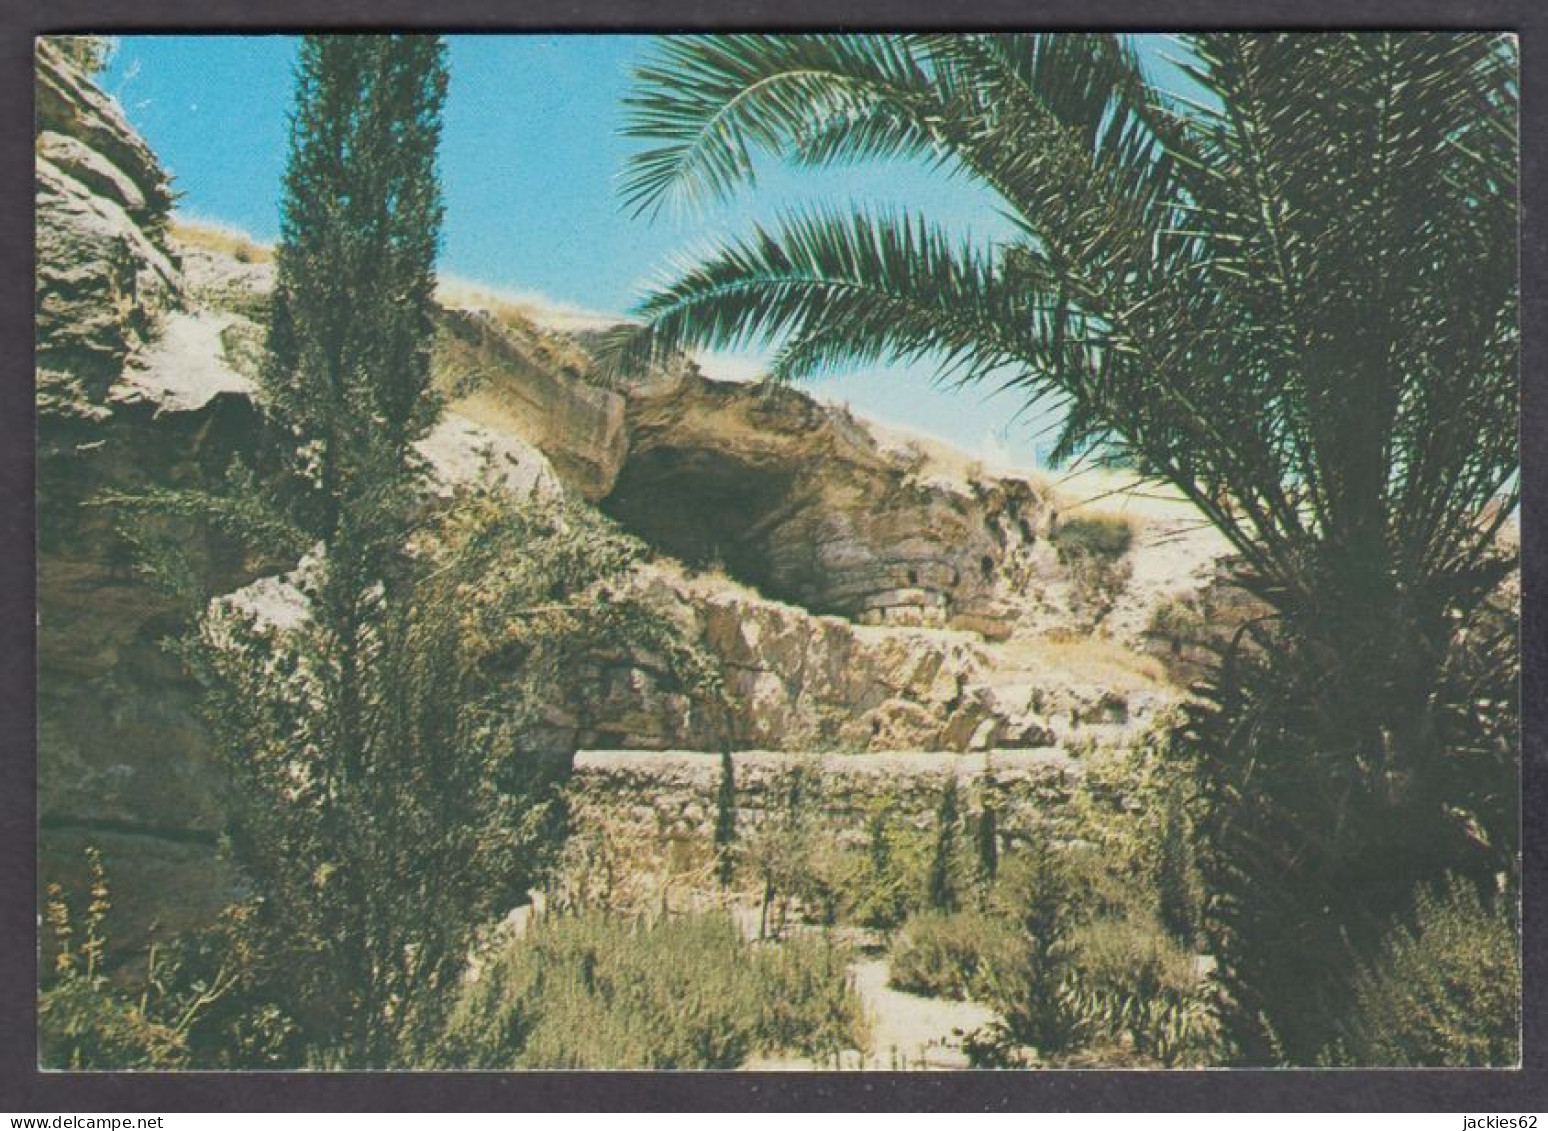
left=568, top=747, right=1086, bottom=863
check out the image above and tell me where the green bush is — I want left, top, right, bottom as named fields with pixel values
left=39, top=977, right=186, bottom=1071
left=925, top=778, right=963, bottom=912
left=442, top=911, right=870, bottom=1069
left=38, top=850, right=297, bottom=1070
left=1065, top=724, right=1206, bottom=936
left=887, top=910, right=1024, bottom=1000
left=1052, top=514, right=1134, bottom=562
left=1064, top=911, right=1221, bottom=1066
left=1154, top=787, right=1204, bottom=945
left=1330, top=876, right=1519, bottom=1066
left=974, top=842, right=1083, bottom=1052
left=955, top=834, right=1227, bottom=1068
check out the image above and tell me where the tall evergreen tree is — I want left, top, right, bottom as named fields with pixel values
left=713, top=748, right=738, bottom=888
left=926, top=777, right=961, bottom=912
left=151, top=35, right=665, bottom=1067
left=263, top=33, right=447, bottom=631
left=245, top=35, right=453, bottom=1064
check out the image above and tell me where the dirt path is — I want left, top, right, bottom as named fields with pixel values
left=746, top=955, right=996, bottom=1071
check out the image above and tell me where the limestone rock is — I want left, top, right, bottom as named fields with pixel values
left=604, top=374, right=1048, bottom=639
left=35, top=157, right=182, bottom=406
left=35, top=40, right=175, bottom=228
left=36, top=44, right=251, bottom=960
left=418, top=411, right=562, bottom=501
left=435, top=309, right=628, bottom=500
left=578, top=564, right=1165, bottom=756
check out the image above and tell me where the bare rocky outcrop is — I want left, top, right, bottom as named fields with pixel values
left=35, top=41, right=181, bottom=412
left=36, top=41, right=235, bottom=956
left=605, top=373, right=1046, bottom=639
left=436, top=309, right=628, bottom=500
left=570, top=563, right=1172, bottom=756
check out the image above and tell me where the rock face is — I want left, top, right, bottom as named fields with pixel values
left=605, top=374, right=1046, bottom=639
left=35, top=41, right=180, bottom=413
left=437, top=309, right=627, bottom=500
left=573, top=564, right=1157, bottom=756
left=36, top=41, right=235, bottom=956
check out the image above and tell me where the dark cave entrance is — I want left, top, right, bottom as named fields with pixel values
left=601, top=446, right=797, bottom=595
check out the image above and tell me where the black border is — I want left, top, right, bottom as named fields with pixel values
left=3, top=0, right=1544, bottom=1112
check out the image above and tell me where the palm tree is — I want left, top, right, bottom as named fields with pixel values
left=620, top=33, right=1519, bottom=1062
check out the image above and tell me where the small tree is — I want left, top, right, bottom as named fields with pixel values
left=975, top=780, right=1000, bottom=889
left=980, top=839, right=1081, bottom=1053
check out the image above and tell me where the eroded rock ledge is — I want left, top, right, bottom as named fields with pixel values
left=606, top=373, right=1046, bottom=639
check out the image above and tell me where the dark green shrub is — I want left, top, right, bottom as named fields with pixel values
left=39, top=850, right=183, bottom=1070
left=926, top=777, right=962, bottom=912
left=38, top=851, right=296, bottom=1069
left=442, top=911, right=870, bottom=1069
left=976, top=841, right=1083, bottom=1052
left=1189, top=600, right=1519, bottom=1062
left=746, top=759, right=824, bottom=936
left=713, top=749, right=737, bottom=888
left=843, top=806, right=931, bottom=931
left=1331, top=876, right=1519, bottom=1066
left=39, top=977, right=186, bottom=1071
left=146, top=906, right=302, bottom=1069
left=753, top=931, right=871, bottom=1060
left=1154, top=786, right=1203, bottom=945
left=975, top=799, right=999, bottom=886
left=1052, top=514, right=1134, bottom=562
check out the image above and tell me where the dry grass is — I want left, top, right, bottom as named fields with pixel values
left=997, top=633, right=1170, bottom=689
left=169, top=218, right=274, bottom=264
left=435, top=280, right=598, bottom=379
left=436, top=277, right=616, bottom=335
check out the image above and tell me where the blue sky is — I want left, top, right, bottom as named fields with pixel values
left=102, top=34, right=1187, bottom=469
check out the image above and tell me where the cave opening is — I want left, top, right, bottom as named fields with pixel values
left=601, top=445, right=798, bottom=596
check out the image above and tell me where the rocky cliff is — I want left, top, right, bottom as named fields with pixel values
left=34, top=44, right=1231, bottom=954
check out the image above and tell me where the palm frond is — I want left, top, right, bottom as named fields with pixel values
left=620, top=34, right=939, bottom=218
left=632, top=205, right=1047, bottom=385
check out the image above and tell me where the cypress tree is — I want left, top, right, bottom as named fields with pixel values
left=1154, top=786, right=1201, bottom=945
left=713, top=748, right=737, bottom=889
left=926, top=777, right=961, bottom=912
left=185, top=35, right=641, bottom=1066
left=103, top=33, right=711, bottom=1068
left=263, top=33, right=446, bottom=601
left=976, top=798, right=999, bottom=888
left=251, top=35, right=451, bottom=1066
